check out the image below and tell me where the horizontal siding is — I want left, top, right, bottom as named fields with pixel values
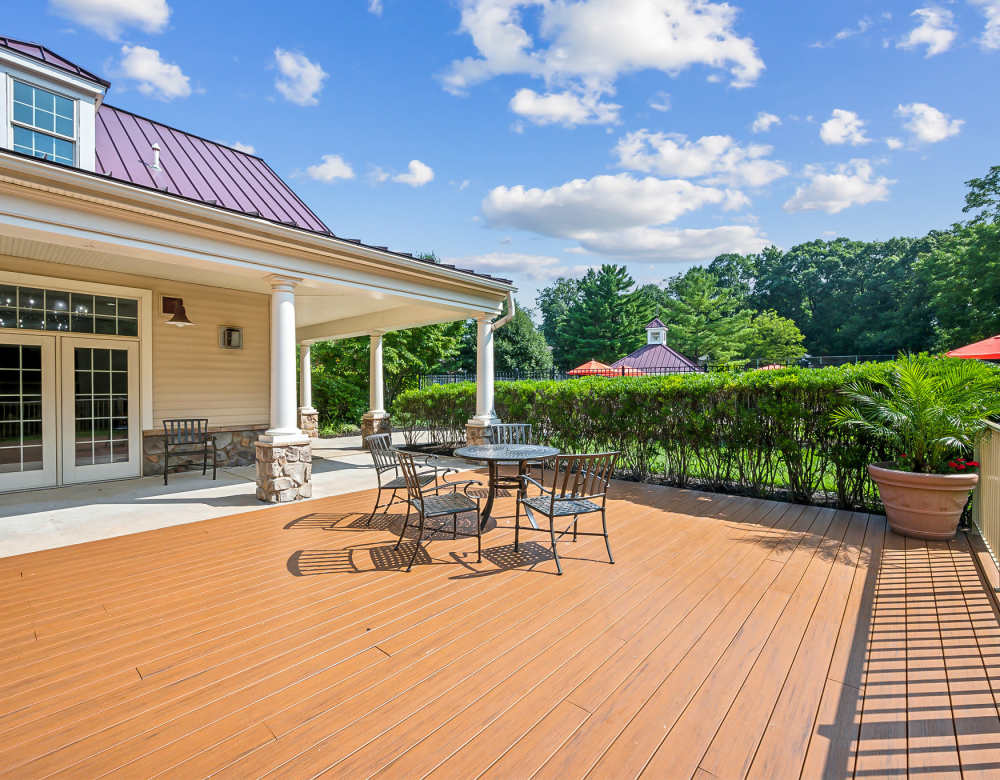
left=0, top=255, right=270, bottom=429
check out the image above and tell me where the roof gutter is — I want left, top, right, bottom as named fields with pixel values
left=492, top=292, right=516, bottom=329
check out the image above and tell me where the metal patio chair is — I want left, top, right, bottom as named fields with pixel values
left=162, top=418, right=217, bottom=486
left=393, top=449, right=482, bottom=572
left=515, top=451, right=619, bottom=575
left=364, top=433, right=458, bottom=526
left=485, top=422, right=548, bottom=491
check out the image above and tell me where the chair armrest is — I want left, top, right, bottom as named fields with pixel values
left=520, top=474, right=551, bottom=495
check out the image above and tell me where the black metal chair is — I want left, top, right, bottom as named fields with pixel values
left=364, top=433, right=457, bottom=526
left=485, top=423, right=547, bottom=494
left=515, top=452, right=619, bottom=575
left=394, top=448, right=482, bottom=572
left=162, top=418, right=217, bottom=486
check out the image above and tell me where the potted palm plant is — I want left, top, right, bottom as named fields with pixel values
left=832, top=355, right=1000, bottom=539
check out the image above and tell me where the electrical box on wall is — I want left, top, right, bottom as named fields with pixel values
left=219, top=326, right=243, bottom=349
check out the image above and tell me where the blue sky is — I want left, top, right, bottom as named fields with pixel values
left=6, top=0, right=999, bottom=310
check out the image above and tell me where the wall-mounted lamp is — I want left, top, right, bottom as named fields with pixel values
left=162, top=296, right=195, bottom=327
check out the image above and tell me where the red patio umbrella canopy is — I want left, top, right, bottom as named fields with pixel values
left=946, top=334, right=1000, bottom=359
left=567, top=359, right=613, bottom=375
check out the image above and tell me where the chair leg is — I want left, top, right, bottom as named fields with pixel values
left=477, top=513, right=482, bottom=563
left=212, top=442, right=217, bottom=480
left=572, top=515, right=578, bottom=542
left=549, top=515, right=563, bottom=575
left=406, top=514, right=425, bottom=572
left=602, top=509, right=614, bottom=564
left=163, top=448, right=169, bottom=486
left=368, top=487, right=383, bottom=527
left=514, top=500, right=521, bottom=552
left=202, top=444, right=208, bottom=476
left=394, top=501, right=410, bottom=550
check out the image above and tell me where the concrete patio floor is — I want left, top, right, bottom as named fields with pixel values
left=0, top=434, right=462, bottom=558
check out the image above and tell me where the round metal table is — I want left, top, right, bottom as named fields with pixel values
left=453, top=443, right=560, bottom=530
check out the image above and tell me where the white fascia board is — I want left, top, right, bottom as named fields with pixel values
left=0, top=152, right=514, bottom=301
left=296, top=304, right=477, bottom=343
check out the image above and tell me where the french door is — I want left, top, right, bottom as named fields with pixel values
left=60, top=338, right=140, bottom=484
left=0, top=333, right=57, bottom=491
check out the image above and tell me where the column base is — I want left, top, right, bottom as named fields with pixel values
left=298, top=407, right=319, bottom=438
left=465, top=417, right=500, bottom=446
left=361, top=412, right=391, bottom=446
left=255, top=438, right=312, bottom=503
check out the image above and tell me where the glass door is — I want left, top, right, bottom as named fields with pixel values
left=61, top=338, right=140, bottom=484
left=0, top=334, right=57, bottom=491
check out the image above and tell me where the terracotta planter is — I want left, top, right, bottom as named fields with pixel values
left=868, top=462, right=978, bottom=540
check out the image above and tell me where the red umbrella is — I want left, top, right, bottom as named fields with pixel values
left=946, top=334, right=1000, bottom=359
left=568, top=359, right=613, bottom=376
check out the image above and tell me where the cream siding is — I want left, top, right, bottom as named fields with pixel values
left=0, top=254, right=270, bottom=429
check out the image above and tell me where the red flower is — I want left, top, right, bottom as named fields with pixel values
left=968, top=461, right=980, bottom=467
left=958, top=464, right=967, bottom=470
left=949, top=461, right=958, bottom=468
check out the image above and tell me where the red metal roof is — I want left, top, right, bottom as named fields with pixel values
left=0, top=36, right=109, bottom=88
left=610, top=343, right=700, bottom=372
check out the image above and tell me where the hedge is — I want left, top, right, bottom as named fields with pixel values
left=393, top=364, right=900, bottom=510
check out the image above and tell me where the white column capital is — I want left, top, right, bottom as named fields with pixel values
left=265, top=274, right=302, bottom=292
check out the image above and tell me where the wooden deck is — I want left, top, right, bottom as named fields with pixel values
left=2, top=477, right=1000, bottom=778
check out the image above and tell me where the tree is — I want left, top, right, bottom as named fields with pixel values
left=661, top=267, right=753, bottom=363
left=962, top=164, right=1000, bottom=225
left=558, top=265, right=654, bottom=369
left=741, top=310, right=807, bottom=362
left=536, top=277, right=581, bottom=369
left=494, top=302, right=553, bottom=374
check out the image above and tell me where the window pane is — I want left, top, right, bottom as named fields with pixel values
left=12, top=126, right=32, bottom=154
left=111, top=350, right=127, bottom=371
left=94, top=296, right=117, bottom=317
left=13, top=81, right=32, bottom=104
left=0, top=345, right=17, bottom=370
left=55, top=95, right=74, bottom=120
left=34, top=89, right=54, bottom=113
left=0, top=287, right=15, bottom=308
left=56, top=116, right=73, bottom=137
left=46, top=290, right=69, bottom=312
left=118, top=318, right=138, bottom=337
left=71, top=293, right=94, bottom=315
left=53, top=138, right=74, bottom=165
left=19, top=310, right=43, bottom=330
left=13, top=102, right=32, bottom=124
left=19, top=289, right=43, bottom=310
left=117, top=299, right=138, bottom=318
left=93, top=349, right=110, bottom=370
left=71, top=314, right=94, bottom=333
left=34, top=108, right=55, bottom=133
left=0, top=309, right=15, bottom=329
left=46, top=312, right=69, bottom=331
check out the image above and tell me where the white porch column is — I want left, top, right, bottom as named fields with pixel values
left=362, top=331, right=390, bottom=444
left=466, top=315, right=500, bottom=443
left=257, top=275, right=311, bottom=503
left=298, top=342, right=318, bottom=438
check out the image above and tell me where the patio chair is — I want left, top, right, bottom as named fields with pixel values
left=515, top=452, right=619, bottom=575
left=393, top=448, right=482, bottom=571
left=162, top=418, right=217, bottom=486
left=364, top=433, right=458, bottom=526
left=485, top=422, right=548, bottom=490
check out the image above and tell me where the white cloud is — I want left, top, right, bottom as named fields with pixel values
left=898, top=7, right=956, bottom=56
left=784, top=159, right=893, bottom=214
left=648, top=91, right=671, bottom=112
left=369, top=165, right=390, bottom=184
left=835, top=16, right=872, bottom=40
left=751, top=112, right=781, bottom=133
left=481, top=172, right=767, bottom=260
left=118, top=45, right=190, bottom=100
left=231, top=142, right=255, bottom=154
left=446, top=252, right=568, bottom=281
left=273, top=49, right=328, bottom=106
left=509, top=87, right=621, bottom=126
left=886, top=137, right=904, bottom=150
left=441, top=0, right=764, bottom=110
left=896, top=102, right=964, bottom=142
left=819, top=109, right=871, bottom=145
left=368, top=0, right=383, bottom=15
left=970, top=0, right=1000, bottom=48
left=393, top=159, right=435, bottom=187
left=614, top=130, right=787, bottom=187
left=49, top=0, right=169, bottom=39
left=306, top=154, right=355, bottom=182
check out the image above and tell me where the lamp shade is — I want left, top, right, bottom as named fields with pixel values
left=166, top=302, right=195, bottom=327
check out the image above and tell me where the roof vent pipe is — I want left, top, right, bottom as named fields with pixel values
left=149, top=142, right=161, bottom=171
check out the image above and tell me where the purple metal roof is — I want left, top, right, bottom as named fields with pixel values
left=609, top=343, right=700, bottom=372
left=0, top=36, right=110, bottom=88
left=646, top=317, right=667, bottom=329
left=95, top=104, right=332, bottom=234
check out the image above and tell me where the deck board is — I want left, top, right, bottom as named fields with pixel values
left=0, top=476, right=998, bottom=778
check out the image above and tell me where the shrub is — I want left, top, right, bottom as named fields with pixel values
left=393, top=362, right=924, bottom=509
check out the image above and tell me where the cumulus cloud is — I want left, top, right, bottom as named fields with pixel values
left=482, top=172, right=766, bottom=260
left=368, top=0, right=383, bottom=15
left=886, top=137, right=904, bottom=150
left=898, top=7, right=956, bottom=56
left=819, top=109, right=871, bottom=145
left=614, top=130, right=787, bottom=187
left=751, top=112, right=781, bottom=133
left=970, top=0, right=1000, bottom=48
left=441, top=0, right=764, bottom=119
left=896, top=102, right=964, bottom=142
left=445, top=252, right=571, bottom=281
left=509, top=87, right=621, bottom=126
left=231, top=142, right=255, bottom=154
left=118, top=45, right=190, bottom=100
left=811, top=16, right=873, bottom=47
left=49, top=0, right=169, bottom=39
left=274, top=49, right=328, bottom=106
left=784, top=159, right=893, bottom=214
left=648, top=91, right=671, bottom=112
left=306, top=154, right=355, bottom=182
left=393, top=159, right=435, bottom=187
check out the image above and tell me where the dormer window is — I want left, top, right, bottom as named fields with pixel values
left=11, top=80, right=75, bottom=166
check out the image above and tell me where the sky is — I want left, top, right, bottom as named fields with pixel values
left=5, top=0, right=999, bottom=312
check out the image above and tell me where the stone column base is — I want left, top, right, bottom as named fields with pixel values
left=255, top=438, right=312, bottom=503
left=361, top=413, right=391, bottom=446
left=298, top=407, right=319, bottom=438
left=465, top=420, right=499, bottom=446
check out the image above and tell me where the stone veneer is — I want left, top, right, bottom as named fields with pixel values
left=361, top=413, right=391, bottom=445
left=143, top=426, right=262, bottom=476
left=298, top=408, right=319, bottom=438
left=465, top=422, right=493, bottom=446
left=255, top=440, right=312, bottom=503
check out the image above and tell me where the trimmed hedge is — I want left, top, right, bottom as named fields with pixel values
left=394, top=364, right=899, bottom=509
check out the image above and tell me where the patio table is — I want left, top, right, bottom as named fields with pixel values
left=453, top=443, right=560, bottom=530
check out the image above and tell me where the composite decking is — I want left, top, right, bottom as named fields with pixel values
left=1, top=477, right=999, bottom=778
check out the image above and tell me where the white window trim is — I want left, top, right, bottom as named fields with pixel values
left=0, top=269, right=153, bottom=430
left=7, top=76, right=78, bottom=167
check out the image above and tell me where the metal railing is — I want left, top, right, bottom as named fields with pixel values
left=974, top=421, right=1000, bottom=569
left=419, top=355, right=896, bottom=388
